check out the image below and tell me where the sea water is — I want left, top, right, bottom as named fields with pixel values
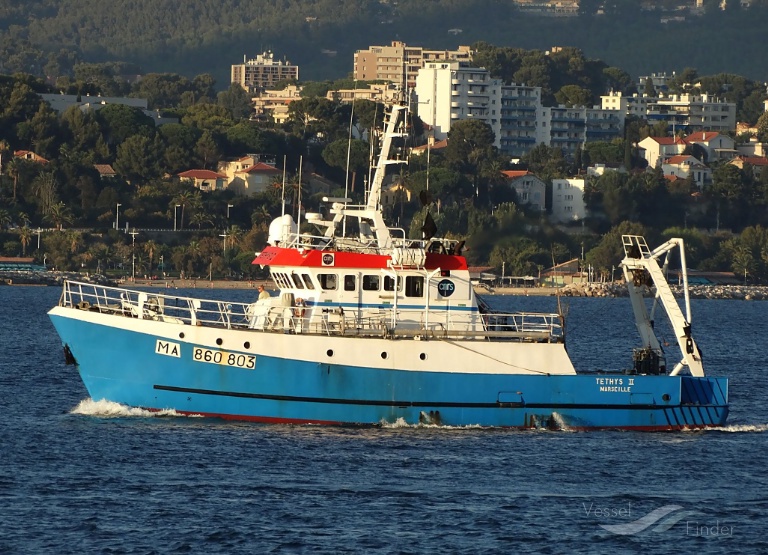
left=1, top=286, right=766, bottom=554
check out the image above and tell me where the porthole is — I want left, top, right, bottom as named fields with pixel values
left=244, top=341, right=251, bottom=349
left=179, top=332, right=185, bottom=339
left=662, top=393, right=671, bottom=402
left=216, top=338, right=223, bottom=346
left=419, top=353, right=427, bottom=361
left=327, top=349, right=334, bottom=357
left=381, top=352, right=388, bottom=359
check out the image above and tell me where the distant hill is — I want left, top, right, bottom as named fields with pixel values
left=2, top=0, right=768, bottom=87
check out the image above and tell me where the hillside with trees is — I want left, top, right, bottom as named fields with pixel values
left=2, top=35, right=768, bottom=283
left=2, top=0, right=768, bottom=87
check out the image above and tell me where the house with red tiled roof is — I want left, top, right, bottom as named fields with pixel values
left=178, top=169, right=227, bottom=192
left=13, top=150, right=48, bottom=164
left=662, top=155, right=711, bottom=189
left=683, top=131, right=737, bottom=163
left=217, top=155, right=281, bottom=196
left=637, top=136, right=686, bottom=168
left=728, top=155, right=768, bottom=177
left=411, top=138, right=448, bottom=156
left=94, top=164, right=117, bottom=179
left=500, top=170, right=545, bottom=212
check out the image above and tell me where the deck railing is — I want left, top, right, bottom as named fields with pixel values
left=58, top=280, right=563, bottom=342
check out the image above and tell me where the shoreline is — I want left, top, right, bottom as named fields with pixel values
left=3, top=271, right=767, bottom=300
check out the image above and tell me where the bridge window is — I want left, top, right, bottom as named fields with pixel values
left=363, top=275, right=380, bottom=291
left=344, top=275, right=356, bottom=291
left=302, top=273, right=315, bottom=290
left=291, top=272, right=305, bottom=289
left=384, top=276, right=400, bottom=291
left=405, top=276, right=424, bottom=297
left=319, top=273, right=337, bottom=290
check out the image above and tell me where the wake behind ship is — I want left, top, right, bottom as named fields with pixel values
left=48, top=103, right=728, bottom=430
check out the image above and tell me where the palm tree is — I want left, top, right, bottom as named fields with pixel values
left=189, top=212, right=213, bottom=229
left=227, top=225, right=244, bottom=252
left=65, top=230, right=84, bottom=254
left=43, top=202, right=74, bottom=231
left=0, top=208, right=11, bottom=229
left=143, top=240, right=158, bottom=273
left=251, top=206, right=272, bottom=226
left=33, top=171, right=59, bottom=216
left=18, top=226, right=32, bottom=256
left=171, top=190, right=199, bottom=231
left=6, top=157, right=22, bottom=202
left=16, top=211, right=31, bottom=227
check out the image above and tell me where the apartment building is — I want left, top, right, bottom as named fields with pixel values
left=537, top=106, right=624, bottom=158
left=602, top=91, right=736, bottom=133
left=550, top=178, right=587, bottom=223
left=252, top=85, right=303, bottom=124
left=354, top=41, right=472, bottom=89
left=326, top=83, right=403, bottom=104
left=414, top=61, right=502, bottom=146
left=498, top=84, right=541, bottom=157
left=416, top=61, right=624, bottom=157
left=231, top=52, right=299, bottom=94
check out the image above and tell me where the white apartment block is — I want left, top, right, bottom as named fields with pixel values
left=538, top=106, right=623, bottom=158
left=550, top=178, right=587, bottom=223
left=601, top=91, right=653, bottom=118
left=354, top=41, right=472, bottom=89
left=416, top=62, right=624, bottom=157
left=252, top=85, right=302, bottom=124
left=498, top=84, right=541, bottom=157
left=326, top=83, right=403, bottom=104
left=231, top=52, right=299, bottom=94
left=646, top=93, right=735, bottom=132
left=602, top=91, right=736, bottom=133
left=415, top=61, right=502, bottom=146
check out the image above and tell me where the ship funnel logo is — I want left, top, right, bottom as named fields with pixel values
left=437, top=279, right=455, bottom=297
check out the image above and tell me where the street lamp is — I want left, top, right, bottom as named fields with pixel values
left=173, top=204, right=181, bottom=231
left=219, top=232, right=228, bottom=255
left=115, top=203, right=122, bottom=231
left=129, top=229, right=139, bottom=282
left=159, top=255, right=164, bottom=277
left=227, top=203, right=234, bottom=220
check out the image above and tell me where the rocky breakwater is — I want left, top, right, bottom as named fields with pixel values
left=559, top=282, right=768, bottom=300
left=0, top=270, right=115, bottom=287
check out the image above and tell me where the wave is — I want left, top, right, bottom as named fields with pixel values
left=70, top=398, right=202, bottom=418
left=679, top=422, right=768, bottom=433
left=379, top=417, right=484, bottom=430
left=710, top=423, right=768, bottom=433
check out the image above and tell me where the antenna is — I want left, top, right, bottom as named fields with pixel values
left=281, top=155, right=286, bottom=218
left=551, top=246, right=566, bottom=346
left=297, top=155, right=303, bottom=231
left=342, top=80, right=358, bottom=238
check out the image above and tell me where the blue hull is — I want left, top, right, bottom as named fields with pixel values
left=50, top=313, right=729, bottom=430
